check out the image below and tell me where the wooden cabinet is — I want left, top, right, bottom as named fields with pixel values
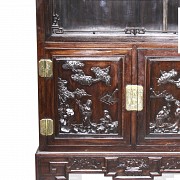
left=36, top=0, right=180, bottom=179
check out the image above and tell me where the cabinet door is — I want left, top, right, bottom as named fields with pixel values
left=137, top=49, right=180, bottom=151
left=39, top=48, right=132, bottom=151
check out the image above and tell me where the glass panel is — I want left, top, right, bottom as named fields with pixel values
left=55, top=0, right=163, bottom=32
left=168, top=0, right=180, bottom=31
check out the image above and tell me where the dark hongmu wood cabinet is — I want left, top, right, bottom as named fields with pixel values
left=36, top=0, right=180, bottom=180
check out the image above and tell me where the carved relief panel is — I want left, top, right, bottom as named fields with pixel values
left=150, top=67, right=180, bottom=134
left=137, top=49, right=180, bottom=150
left=55, top=57, right=121, bottom=135
left=36, top=153, right=180, bottom=180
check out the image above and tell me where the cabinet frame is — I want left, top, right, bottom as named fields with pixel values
left=36, top=1, right=180, bottom=179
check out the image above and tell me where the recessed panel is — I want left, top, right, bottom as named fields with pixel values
left=147, top=58, right=180, bottom=134
left=54, top=57, right=123, bottom=136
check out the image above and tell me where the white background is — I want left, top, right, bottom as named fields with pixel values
left=0, top=1, right=180, bottom=180
left=0, top=1, right=38, bottom=180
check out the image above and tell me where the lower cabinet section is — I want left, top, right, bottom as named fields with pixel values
left=37, top=45, right=180, bottom=179
left=36, top=151, right=180, bottom=180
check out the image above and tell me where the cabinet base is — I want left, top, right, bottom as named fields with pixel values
left=36, top=150, right=180, bottom=180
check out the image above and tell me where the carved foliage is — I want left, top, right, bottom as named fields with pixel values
left=118, top=158, right=149, bottom=176
left=118, top=159, right=149, bottom=171
left=49, top=157, right=180, bottom=177
left=62, top=61, right=84, bottom=70
left=68, top=158, right=104, bottom=171
left=106, top=157, right=180, bottom=177
left=62, top=61, right=111, bottom=86
left=161, top=158, right=180, bottom=170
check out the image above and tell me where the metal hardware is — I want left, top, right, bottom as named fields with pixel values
left=125, top=27, right=146, bottom=35
left=163, top=0, right=168, bottom=32
left=126, top=85, right=143, bottom=111
left=39, top=59, right=53, bottom=77
left=40, top=119, right=54, bottom=136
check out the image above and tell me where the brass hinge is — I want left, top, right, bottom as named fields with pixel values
left=126, top=85, right=143, bottom=111
left=39, top=59, right=53, bottom=77
left=40, top=119, right=54, bottom=136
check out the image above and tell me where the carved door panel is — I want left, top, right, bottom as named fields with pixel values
left=137, top=49, right=180, bottom=151
left=40, top=48, right=132, bottom=151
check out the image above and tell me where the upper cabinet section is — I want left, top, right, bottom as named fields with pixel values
left=44, top=0, right=179, bottom=40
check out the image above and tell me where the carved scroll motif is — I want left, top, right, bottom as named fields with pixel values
left=52, top=14, right=64, bottom=34
left=58, top=77, right=118, bottom=134
left=150, top=69, right=180, bottom=134
left=125, top=27, right=146, bottom=35
left=62, top=61, right=111, bottom=86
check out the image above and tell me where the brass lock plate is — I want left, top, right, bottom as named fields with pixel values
left=126, top=85, right=143, bottom=111
left=39, top=59, right=53, bottom=77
